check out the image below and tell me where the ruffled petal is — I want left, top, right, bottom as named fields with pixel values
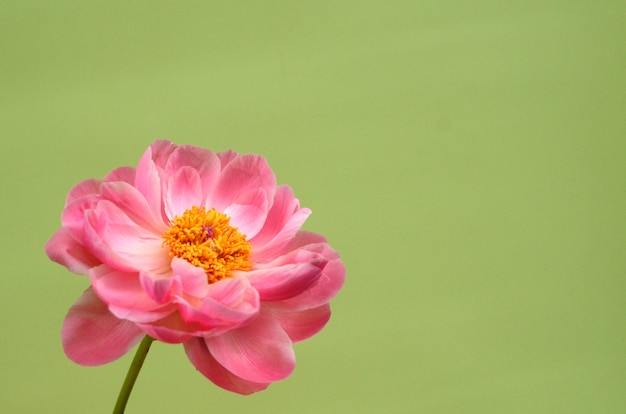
left=100, top=181, right=166, bottom=234
left=184, top=337, right=269, bottom=395
left=62, top=288, right=144, bottom=366
left=175, top=277, right=259, bottom=334
left=272, top=232, right=346, bottom=311
left=134, top=141, right=172, bottom=222
left=65, top=178, right=102, bottom=206
left=247, top=255, right=325, bottom=302
left=271, top=304, right=331, bottom=343
left=104, top=166, right=136, bottom=184
left=45, top=228, right=100, bottom=275
left=207, top=310, right=295, bottom=383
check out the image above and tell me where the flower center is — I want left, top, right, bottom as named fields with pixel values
left=162, top=206, right=252, bottom=283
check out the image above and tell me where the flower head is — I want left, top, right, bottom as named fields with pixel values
left=45, top=140, right=345, bottom=394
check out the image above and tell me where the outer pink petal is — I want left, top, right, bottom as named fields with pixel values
left=246, top=258, right=325, bottom=302
left=273, top=232, right=346, bottom=311
left=140, top=258, right=209, bottom=304
left=45, top=228, right=100, bottom=275
left=184, top=337, right=269, bottom=394
left=62, top=288, right=144, bottom=366
left=209, top=154, right=276, bottom=213
left=137, top=313, right=194, bottom=343
left=134, top=141, right=171, bottom=222
left=104, top=166, right=136, bottom=184
left=206, top=310, right=295, bottom=383
left=271, top=304, right=331, bottom=343
left=65, top=178, right=102, bottom=206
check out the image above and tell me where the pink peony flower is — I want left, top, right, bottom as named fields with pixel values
left=45, top=140, right=345, bottom=394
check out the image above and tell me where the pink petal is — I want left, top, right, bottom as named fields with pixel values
left=45, top=228, right=100, bottom=275
left=104, top=166, right=136, bottom=184
left=273, top=232, right=346, bottom=311
left=137, top=313, right=194, bottom=343
left=175, top=277, right=259, bottom=334
left=62, top=288, right=144, bottom=366
left=163, top=166, right=203, bottom=219
left=65, top=178, right=102, bottom=206
left=140, top=258, right=209, bottom=304
left=209, top=154, right=276, bottom=213
left=163, top=144, right=221, bottom=204
left=250, top=186, right=311, bottom=264
left=247, top=257, right=325, bottom=302
left=184, top=337, right=269, bottom=394
left=89, top=265, right=164, bottom=314
left=271, top=304, right=331, bottom=343
left=134, top=141, right=171, bottom=222
left=100, top=181, right=166, bottom=234
left=84, top=199, right=170, bottom=272
left=223, top=188, right=271, bottom=238
left=206, top=310, right=295, bottom=383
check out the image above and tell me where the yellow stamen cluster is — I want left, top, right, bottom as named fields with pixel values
left=163, top=206, right=252, bottom=283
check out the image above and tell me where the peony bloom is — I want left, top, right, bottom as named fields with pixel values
left=45, top=140, right=345, bottom=394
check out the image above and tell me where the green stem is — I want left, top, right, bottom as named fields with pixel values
left=112, top=335, right=155, bottom=414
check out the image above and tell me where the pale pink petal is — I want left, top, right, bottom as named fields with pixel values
left=271, top=304, right=331, bottom=343
left=62, top=288, right=144, bottom=366
left=247, top=259, right=325, bottom=302
left=209, top=154, right=276, bottom=212
left=164, top=166, right=203, bottom=219
left=140, top=258, right=209, bottom=304
left=100, top=181, right=166, bottom=234
left=84, top=200, right=170, bottom=272
left=217, top=150, right=238, bottom=168
left=45, top=228, right=100, bottom=275
left=175, top=278, right=259, bottom=334
left=184, top=337, right=269, bottom=395
left=163, top=144, right=221, bottom=203
left=207, top=310, right=295, bottom=383
left=223, top=188, right=270, bottom=238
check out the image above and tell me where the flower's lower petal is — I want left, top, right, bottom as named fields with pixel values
left=271, top=304, right=331, bottom=343
left=184, top=337, right=269, bottom=395
left=171, top=257, right=210, bottom=298
left=62, top=288, right=144, bottom=366
left=206, top=310, right=295, bottom=383
left=247, top=259, right=325, bottom=302
left=138, top=316, right=194, bottom=344
left=45, top=228, right=100, bottom=275
left=176, top=277, right=259, bottom=332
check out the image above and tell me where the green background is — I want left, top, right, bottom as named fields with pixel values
left=1, top=1, right=624, bottom=413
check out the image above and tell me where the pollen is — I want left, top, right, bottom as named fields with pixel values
left=162, top=206, right=253, bottom=284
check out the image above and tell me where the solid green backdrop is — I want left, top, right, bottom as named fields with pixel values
left=1, top=1, right=624, bottom=413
